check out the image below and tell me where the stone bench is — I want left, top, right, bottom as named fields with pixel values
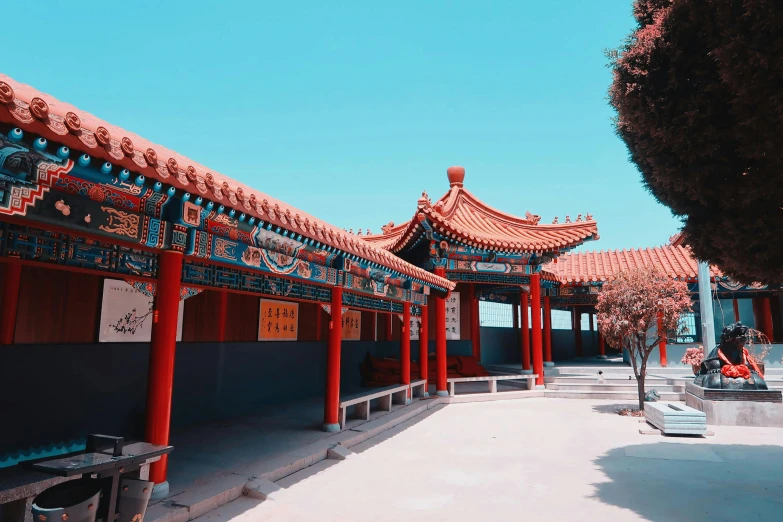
left=339, top=383, right=410, bottom=429
left=644, top=402, right=707, bottom=436
left=447, top=374, right=538, bottom=396
left=410, top=379, right=427, bottom=399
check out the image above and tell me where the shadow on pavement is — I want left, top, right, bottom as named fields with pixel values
left=592, top=442, right=783, bottom=522
left=591, top=403, right=638, bottom=415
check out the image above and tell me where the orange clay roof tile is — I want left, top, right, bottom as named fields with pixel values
left=0, top=74, right=453, bottom=291
left=363, top=167, right=598, bottom=254
left=548, top=245, right=720, bottom=283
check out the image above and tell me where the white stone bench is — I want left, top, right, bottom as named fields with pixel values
left=339, top=383, right=410, bottom=429
left=644, top=402, right=707, bottom=436
left=447, top=374, right=538, bottom=396
left=410, top=379, right=427, bottom=399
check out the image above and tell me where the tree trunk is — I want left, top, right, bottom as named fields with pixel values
left=637, top=372, right=645, bottom=411
left=637, top=346, right=649, bottom=411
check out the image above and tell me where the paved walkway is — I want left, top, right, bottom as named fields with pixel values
left=192, top=398, right=783, bottom=522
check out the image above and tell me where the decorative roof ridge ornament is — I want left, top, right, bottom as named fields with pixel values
left=417, top=190, right=432, bottom=208
left=447, top=165, right=465, bottom=187
left=552, top=216, right=559, bottom=224
left=381, top=221, right=395, bottom=234
left=524, top=211, right=541, bottom=225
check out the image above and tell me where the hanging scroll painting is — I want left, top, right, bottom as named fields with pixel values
left=258, top=299, right=299, bottom=341
left=342, top=310, right=361, bottom=341
left=99, top=279, right=184, bottom=343
left=409, top=315, right=421, bottom=340
left=446, top=291, right=460, bottom=340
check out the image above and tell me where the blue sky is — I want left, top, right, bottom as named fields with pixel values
left=3, top=1, right=680, bottom=251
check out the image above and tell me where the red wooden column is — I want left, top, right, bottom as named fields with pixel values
left=372, top=311, right=377, bottom=341
left=530, top=274, right=543, bottom=386
left=145, top=250, right=184, bottom=496
left=598, top=331, right=606, bottom=357
left=753, top=297, right=775, bottom=341
left=0, top=262, right=22, bottom=345
left=401, top=302, right=411, bottom=402
left=419, top=304, right=429, bottom=396
left=732, top=298, right=740, bottom=323
left=657, top=312, right=668, bottom=367
left=520, top=291, right=531, bottom=371
left=573, top=307, right=583, bottom=357
left=216, top=291, right=228, bottom=343
left=543, top=295, right=553, bottom=364
left=323, top=286, right=343, bottom=432
left=434, top=266, right=448, bottom=396
left=469, top=284, right=481, bottom=361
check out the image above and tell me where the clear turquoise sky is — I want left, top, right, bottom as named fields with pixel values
left=3, top=1, right=680, bottom=251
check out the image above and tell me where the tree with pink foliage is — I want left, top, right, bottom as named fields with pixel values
left=596, top=268, right=692, bottom=410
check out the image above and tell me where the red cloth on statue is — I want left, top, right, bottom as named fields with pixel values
left=717, top=347, right=762, bottom=380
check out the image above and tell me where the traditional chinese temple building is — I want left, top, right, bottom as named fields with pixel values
left=0, top=75, right=458, bottom=496
left=2, top=73, right=782, bottom=506
left=363, top=166, right=599, bottom=386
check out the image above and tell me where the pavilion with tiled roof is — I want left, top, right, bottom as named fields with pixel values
left=364, top=166, right=599, bottom=385
left=546, top=240, right=780, bottom=363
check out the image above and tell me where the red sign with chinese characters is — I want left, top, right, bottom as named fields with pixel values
left=258, top=299, right=299, bottom=341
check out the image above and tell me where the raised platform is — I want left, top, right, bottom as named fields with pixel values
left=685, top=383, right=783, bottom=427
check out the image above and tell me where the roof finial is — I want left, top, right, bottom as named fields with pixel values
left=565, top=215, right=571, bottom=223
left=447, top=166, right=465, bottom=187
left=552, top=216, right=559, bottom=224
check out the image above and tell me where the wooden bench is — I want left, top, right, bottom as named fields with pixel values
left=339, top=383, right=410, bottom=429
left=447, top=374, right=538, bottom=396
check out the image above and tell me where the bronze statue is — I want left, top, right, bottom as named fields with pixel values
left=694, top=322, right=768, bottom=390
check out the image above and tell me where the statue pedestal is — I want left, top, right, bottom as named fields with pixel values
left=685, top=383, right=783, bottom=427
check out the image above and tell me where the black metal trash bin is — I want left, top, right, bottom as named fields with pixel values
left=32, top=479, right=102, bottom=522
left=116, top=478, right=154, bottom=522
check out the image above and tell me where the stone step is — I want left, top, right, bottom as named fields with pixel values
left=545, top=366, right=783, bottom=376
left=545, top=376, right=691, bottom=385
left=544, top=390, right=685, bottom=401
left=545, top=383, right=685, bottom=392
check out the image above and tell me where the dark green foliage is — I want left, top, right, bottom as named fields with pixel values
left=608, top=0, right=783, bottom=284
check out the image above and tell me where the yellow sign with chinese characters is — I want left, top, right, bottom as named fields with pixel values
left=342, top=310, right=361, bottom=341
left=258, top=299, right=299, bottom=341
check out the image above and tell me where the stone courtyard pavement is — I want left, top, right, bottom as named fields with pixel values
left=193, top=398, right=783, bottom=522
